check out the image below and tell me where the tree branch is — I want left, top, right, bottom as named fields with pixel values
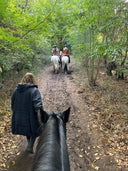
left=13, top=0, right=57, bottom=43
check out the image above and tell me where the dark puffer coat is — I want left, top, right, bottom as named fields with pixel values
left=11, top=84, right=43, bottom=137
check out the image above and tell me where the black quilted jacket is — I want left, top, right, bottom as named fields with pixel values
left=11, top=84, right=43, bottom=137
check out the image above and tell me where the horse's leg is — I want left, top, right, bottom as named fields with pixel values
left=63, top=63, right=66, bottom=73
left=55, top=63, right=58, bottom=74
left=60, top=60, right=62, bottom=69
left=66, top=64, right=68, bottom=74
left=57, top=63, right=59, bottom=73
left=61, top=61, right=64, bottom=73
left=59, top=61, right=62, bottom=70
left=67, top=63, right=69, bottom=73
left=53, top=63, right=55, bottom=73
left=64, top=64, right=67, bottom=74
left=64, top=64, right=65, bottom=73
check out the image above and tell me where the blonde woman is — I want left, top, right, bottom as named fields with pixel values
left=11, top=73, right=43, bottom=153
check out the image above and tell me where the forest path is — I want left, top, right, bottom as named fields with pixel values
left=8, top=63, right=126, bottom=171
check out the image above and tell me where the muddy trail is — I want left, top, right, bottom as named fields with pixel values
left=8, top=65, right=127, bottom=171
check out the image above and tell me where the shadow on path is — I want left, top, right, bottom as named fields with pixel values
left=9, top=151, right=34, bottom=171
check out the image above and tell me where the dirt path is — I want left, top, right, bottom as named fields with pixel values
left=36, top=66, right=93, bottom=171
left=8, top=64, right=127, bottom=171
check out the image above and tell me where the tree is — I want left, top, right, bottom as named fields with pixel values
left=68, top=0, right=128, bottom=85
left=0, top=0, right=127, bottom=85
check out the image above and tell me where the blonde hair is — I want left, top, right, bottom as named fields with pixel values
left=21, top=73, right=37, bottom=84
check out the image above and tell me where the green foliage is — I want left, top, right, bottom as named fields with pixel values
left=68, top=0, right=128, bottom=85
left=0, top=0, right=9, bottom=21
left=0, top=0, right=127, bottom=85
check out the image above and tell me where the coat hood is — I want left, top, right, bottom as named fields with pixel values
left=16, top=84, right=38, bottom=93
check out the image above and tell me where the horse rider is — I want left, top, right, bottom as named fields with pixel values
left=52, top=45, right=59, bottom=56
left=61, top=44, right=70, bottom=63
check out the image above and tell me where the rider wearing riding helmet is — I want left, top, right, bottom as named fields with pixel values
left=52, top=45, right=59, bottom=56
left=62, top=44, right=70, bottom=63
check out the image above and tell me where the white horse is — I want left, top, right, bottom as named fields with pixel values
left=61, top=56, right=70, bottom=74
left=51, top=55, right=60, bottom=73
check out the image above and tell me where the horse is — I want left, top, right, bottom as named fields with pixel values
left=51, top=55, right=60, bottom=74
left=61, top=56, right=70, bottom=74
left=32, top=107, right=70, bottom=171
